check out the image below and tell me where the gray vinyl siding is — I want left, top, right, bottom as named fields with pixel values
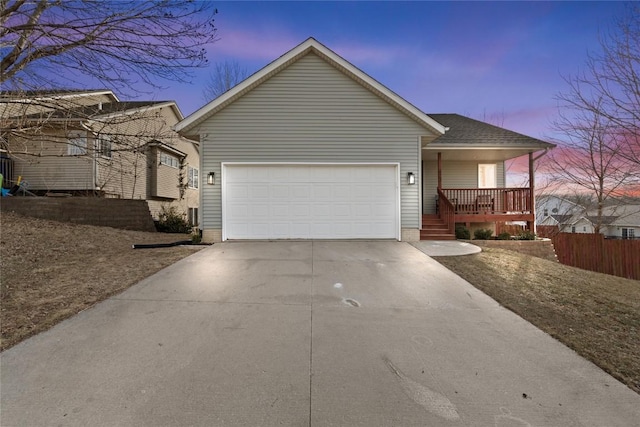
left=197, top=53, right=436, bottom=230
left=422, top=160, right=505, bottom=214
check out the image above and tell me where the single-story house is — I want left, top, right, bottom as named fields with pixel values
left=175, top=38, right=554, bottom=242
left=1, top=89, right=199, bottom=223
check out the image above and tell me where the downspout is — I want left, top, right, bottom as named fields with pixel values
left=80, top=121, right=99, bottom=193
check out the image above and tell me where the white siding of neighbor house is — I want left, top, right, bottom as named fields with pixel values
left=602, top=225, right=639, bottom=239
left=196, top=52, right=437, bottom=232
left=422, top=160, right=505, bottom=214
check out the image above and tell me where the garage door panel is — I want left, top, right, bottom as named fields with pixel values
left=249, top=185, right=269, bottom=199
left=224, top=165, right=398, bottom=240
left=229, top=203, right=249, bottom=218
left=312, top=204, right=332, bottom=218
left=292, top=204, right=310, bottom=217
left=291, top=223, right=310, bottom=236
left=313, top=185, right=333, bottom=200
left=333, top=204, right=351, bottom=217
left=250, top=204, right=269, bottom=217
left=291, top=185, right=311, bottom=199
left=333, top=185, right=352, bottom=200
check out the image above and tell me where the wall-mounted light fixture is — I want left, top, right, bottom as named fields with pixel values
left=407, top=172, right=416, bottom=185
left=207, top=172, right=215, bottom=185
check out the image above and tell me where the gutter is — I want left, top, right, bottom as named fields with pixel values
left=79, top=121, right=99, bottom=190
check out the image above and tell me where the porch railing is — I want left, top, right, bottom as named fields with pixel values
left=439, top=188, right=532, bottom=214
left=437, top=188, right=455, bottom=233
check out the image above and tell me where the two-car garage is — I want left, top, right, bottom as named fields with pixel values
left=222, top=164, right=400, bottom=240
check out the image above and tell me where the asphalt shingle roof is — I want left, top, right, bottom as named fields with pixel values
left=427, top=113, right=554, bottom=148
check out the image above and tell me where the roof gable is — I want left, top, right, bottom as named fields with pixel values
left=175, top=38, right=446, bottom=136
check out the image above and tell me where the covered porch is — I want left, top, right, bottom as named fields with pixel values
left=420, top=135, right=548, bottom=240
left=417, top=114, right=554, bottom=240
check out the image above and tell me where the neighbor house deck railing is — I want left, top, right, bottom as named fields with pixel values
left=439, top=188, right=532, bottom=214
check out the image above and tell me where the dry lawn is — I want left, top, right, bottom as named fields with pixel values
left=434, top=247, right=640, bottom=394
left=0, top=212, right=203, bottom=351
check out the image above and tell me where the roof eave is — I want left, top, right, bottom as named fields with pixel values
left=424, top=143, right=554, bottom=151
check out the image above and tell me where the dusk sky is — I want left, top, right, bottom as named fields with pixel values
left=149, top=1, right=627, bottom=143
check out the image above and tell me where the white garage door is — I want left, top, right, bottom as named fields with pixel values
left=223, top=164, right=399, bottom=240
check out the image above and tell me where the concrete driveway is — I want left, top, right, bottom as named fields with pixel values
left=1, top=241, right=638, bottom=426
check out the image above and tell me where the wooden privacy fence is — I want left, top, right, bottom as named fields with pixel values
left=552, top=233, right=640, bottom=280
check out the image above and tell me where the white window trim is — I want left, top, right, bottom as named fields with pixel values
left=67, top=130, right=87, bottom=156
left=188, top=207, right=199, bottom=226
left=160, top=152, right=179, bottom=168
left=188, top=166, right=199, bottom=189
left=478, top=163, right=497, bottom=188
left=98, top=134, right=112, bottom=158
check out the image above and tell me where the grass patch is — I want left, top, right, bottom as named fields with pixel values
left=434, top=247, right=640, bottom=394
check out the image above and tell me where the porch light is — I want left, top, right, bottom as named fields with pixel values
left=407, top=172, right=416, bottom=185
left=207, top=172, right=215, bottom=185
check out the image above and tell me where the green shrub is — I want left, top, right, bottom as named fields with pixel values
left=473, top=228, right=493, bottom=240
left=517, top=230, right=536, bottom=240
left=155, top=206, right=191, bottom=233
left=455, top=225, right=470, bottom=240
left=497, top=232, right=511, bottom=240
left=191, top=230, right=202, bottom=244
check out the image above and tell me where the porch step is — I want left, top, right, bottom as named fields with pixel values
left=420, top=215, right=456, bottom=240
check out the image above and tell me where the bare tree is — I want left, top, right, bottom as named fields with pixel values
left=1, top=2, right=217, bottom=197
left=1, top=0, right=219, bottom=92
left=557, top=3, right=640, bottom=167
left=545, top=98, right=638, bottom=233
left=202, top=60, right=249, bottom=102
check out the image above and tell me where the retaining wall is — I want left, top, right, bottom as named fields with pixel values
left=0, top=197, right=156, bottom=232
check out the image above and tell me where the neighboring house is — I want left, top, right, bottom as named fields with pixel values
left=590, top=205, right=640, bottom=239
left=175, top=38, right=553, bottom=242
left=536, top=195, right=640, bottom=239
left=0, top=89, right=199, bottom=224
left=536, top=194, right=585, bottom=225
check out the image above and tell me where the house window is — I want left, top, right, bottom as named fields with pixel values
left=478, top=164, right=497, bottom=188
left=571, top=226, right=576, bottom=233
left=188, top=166, right=199, bottom=189
left=97, top=135, right=112, bottom=158
left=544, top=208, right=548, bottom=217
left=622, top=228, right=635, bottom=239
left=583, top=226, right=587, bottom=232
left=67, top=130, right=87, bottom=155
left=160, top=152, right=179, bottom=168
left=188, top=207, right=199, bottom=226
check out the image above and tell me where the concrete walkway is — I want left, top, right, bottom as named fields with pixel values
left=412, top=240, right=481, bottom=256
left=2, top=242, right=638, bottom=426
